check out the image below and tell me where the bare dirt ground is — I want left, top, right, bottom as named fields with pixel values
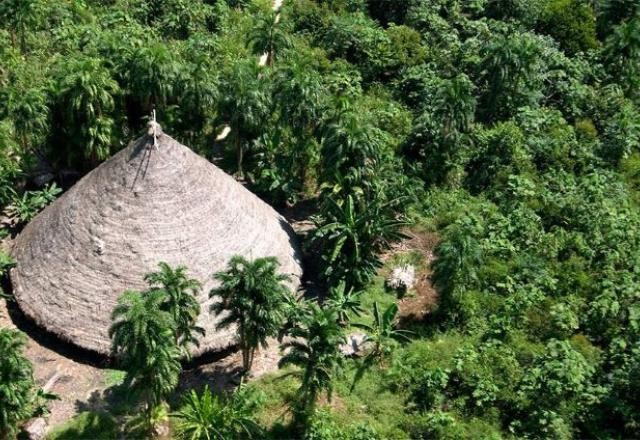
left=384, top=228, right=440, bottom=322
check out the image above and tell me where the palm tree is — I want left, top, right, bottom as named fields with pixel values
left=0, top=122, right=19, bottom=209
left=431, top=226, right=483, bottom=299
left=127, top=43, right=181, bottom=116
left=325, top=281, right=363, bottom=326
left=0, top=0, right=41, bottom=51
left=179, top=44, right=219, bottom=145
left=173, top=384, right=263, bottom=440
left=247, top=11, right=291, bottom=66
left=110, top=289, right=175, bottom=369
left=319, top=110, right=388, bottom=187
left=0, top=329, right=36, bottom=439
left=210, top=256, right=292, bottom=374
left=310, top=193, right=406, bottom=289
left=144, top=262, right=204, bottom=355
left=273, top=61, right=325, bottom=189
left=603, top=17, right=640, bottom=98
left=278, top=294, right=310, bottom=343
left=278, top=303, right=345, bottom=419
left=603, top=15, right=640, bottom=61
left=9, top=87, right=49, bottom=156
left=353, top=302, right=412, bottom=364
left=109, top=289, right=181, bottom=428
left=435, top=74, right=476, bottom=137
left=480, top=32, right=543, bottom=120
left=218, top=61, right=269, bottom=177
left=54, top=56, right=120, bottom=165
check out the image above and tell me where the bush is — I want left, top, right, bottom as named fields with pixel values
left=404, top=410, right=503, bottom=440
left=3, top=183, right=62, bottom=228
left=0, top=329, right=38, bottom=439
left=305, top=409, right=380, bottom=440
left=0, top=121, right=21, bottom=209
left=0, top=250, right=15, bottom=299
left=537, top=0, right=598, bottom=55
left=173, top=385, right=264, bottom=440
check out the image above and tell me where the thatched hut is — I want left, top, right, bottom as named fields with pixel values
left=10, top=123, right=303, bottom=356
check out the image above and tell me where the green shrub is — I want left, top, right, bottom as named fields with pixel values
left=537, top=0, right=598, bottom=55
left=173, top=385, right=264, bottom=440
left=403, top=410, right=504, bottom=440
left=0, top=250, right=15, bottom=299
left=0, top=121, right=21, bottom=209
left=3, top=183, right=62, bottom=227
left=305, top=409, right=380, bottom=440
left=0, top=329, right=38, bottom=439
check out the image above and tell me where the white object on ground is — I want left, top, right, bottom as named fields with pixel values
left=340, top=332, right=368, bottom=357
left=387, top=265, right=416, bottom=291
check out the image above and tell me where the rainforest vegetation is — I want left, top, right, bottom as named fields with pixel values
left=1, top=0, right=640, bottom=438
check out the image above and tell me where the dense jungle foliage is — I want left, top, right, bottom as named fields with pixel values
left=1, top=0, right=640, bottom=438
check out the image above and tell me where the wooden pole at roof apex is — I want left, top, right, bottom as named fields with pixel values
left=146, top=109, right=161, bottom=149
left=152, top=109, right=158, bottom=148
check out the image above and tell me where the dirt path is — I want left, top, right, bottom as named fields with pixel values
left=179, top=338, right=285, bottom=394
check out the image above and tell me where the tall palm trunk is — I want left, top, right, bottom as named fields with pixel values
left=294, top=388, right=318, bottom=431
left=145, top=389, right=154, bottom=435
left=240, top=346, right=258, bottom=373
left=240, top=324, right=254, bottom=373
left=235, top=134, right=244, bottom=178
left=241, top=344, right=251, bottom=372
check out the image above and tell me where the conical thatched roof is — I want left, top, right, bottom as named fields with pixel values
left=10, top=124, right=303, bottom=356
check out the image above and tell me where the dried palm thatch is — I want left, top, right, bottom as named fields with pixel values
left=10, top=123, right=303, bottom=356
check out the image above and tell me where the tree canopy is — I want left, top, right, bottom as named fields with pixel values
left=2, top=0, right=640, bottom=438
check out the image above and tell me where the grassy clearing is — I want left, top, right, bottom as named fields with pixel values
left=103, top=369, right=126, bottom=387
left=250, top=358, right=410, bottom=439
left=352, top=248, right=427, bottom=325
left=47, top=411, right=119, bottom=440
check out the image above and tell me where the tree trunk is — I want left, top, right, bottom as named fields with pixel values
left=294, top=389, right=317, bottom=434
left=241, top=345, right=251, bottom=373
left=249, top=347, right=256, bottom=372
left=298, top=154, right=307, bottom=193
left=236, top=135, right=244, bottom=178
left=145, top=391, right=154, bottom=436
left=305, top=389, right=317, bottom=417
left=241, top=345, right=257, bottom=374
left=19, top=28, right=27, bottom=53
